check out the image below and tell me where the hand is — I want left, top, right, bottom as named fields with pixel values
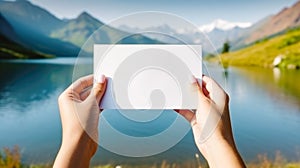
left=54, top=74, right=107, bottom=168
left=176, top=75, right=245, bottom=168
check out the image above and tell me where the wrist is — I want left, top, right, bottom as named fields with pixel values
left=54, top=132, right=97, bottom=168
left=196, top=134, right=244, bottom=168
left=61, top=131, right=98, bottom=159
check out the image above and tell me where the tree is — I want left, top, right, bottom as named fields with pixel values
left=221, top=41, right=230, bottom=54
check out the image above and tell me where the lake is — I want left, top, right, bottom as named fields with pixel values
left=0, top=58, right=300, bottom=165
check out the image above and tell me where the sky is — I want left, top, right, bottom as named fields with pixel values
left=29, top=0, right=299, bottom=26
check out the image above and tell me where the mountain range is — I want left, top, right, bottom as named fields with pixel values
left=0, top=0, right=160, bottom=58
left=118, top=0, right=300, bottom=54
left=0, top=0, right=300, bottom=58
left=118, top=21, right=251, bottom=54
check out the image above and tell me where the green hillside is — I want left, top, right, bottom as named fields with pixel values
left=213, top=27, right=300, bottom=69
left=0, top=34, right=53, bottom=59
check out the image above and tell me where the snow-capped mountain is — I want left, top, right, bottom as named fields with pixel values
left=198, top=19, right=252, bottom=33
left=117, top=19, right=252, bottom=53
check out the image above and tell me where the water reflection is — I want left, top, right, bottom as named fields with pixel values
left=222, top=65, right=300, bottom=161
left=234, top=67, right=300, bottom=109
left=0, top=63, right=73, bottom=112
left=0, top=61, right=77, bottom=163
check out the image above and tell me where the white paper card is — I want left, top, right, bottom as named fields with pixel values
left=94, top=44, right=202, bottom=109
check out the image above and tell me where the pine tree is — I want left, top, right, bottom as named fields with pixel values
left=222, top=41, right=230, bottom=53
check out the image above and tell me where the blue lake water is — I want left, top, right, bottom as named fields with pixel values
left=0, top=58, right=299, bottom=165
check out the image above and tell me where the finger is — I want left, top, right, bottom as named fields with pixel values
left=202, top=75, right=223, bottom=94
left=191, top=75, right=206, bottom=101
left=80, top=87, right=92, bottom=101
left=201, top=77, right=210, bottom=98
left=92, top=74, right=107, bottom=103
left=174, top=109, right=195, bottom=122
left=202, top=75, right=227, bottom=107
left=68, top=75, right=94, bottom=94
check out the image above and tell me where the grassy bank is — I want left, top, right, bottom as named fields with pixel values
left=207, top=27, right=300, bottom=69
left=1, top=146, right=300, bottom=168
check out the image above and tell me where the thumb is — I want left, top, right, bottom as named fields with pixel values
left=92, top=74, right=107, bottom=103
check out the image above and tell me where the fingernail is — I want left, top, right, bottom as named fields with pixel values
left=96, top=74, right=105, bottom=84
left=189, top=75, right=197, bottom=84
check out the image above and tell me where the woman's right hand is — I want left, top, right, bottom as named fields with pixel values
left=176, top=75, right=245, bottom=168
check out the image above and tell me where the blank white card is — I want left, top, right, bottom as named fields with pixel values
left=94, top=44, right=202, bottom=109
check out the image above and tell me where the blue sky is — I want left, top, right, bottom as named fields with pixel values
left=30, top=0, right=298, bottom=26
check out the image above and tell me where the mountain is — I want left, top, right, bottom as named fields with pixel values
left=230, top=16, right=272, bottom=50
left=50, top=12, right=105, bottom=48
left=0, top=0, right=63, bottom=35
left=198, top=19, right=252, bottom=33
left=0, top=0, right=81, bottom=56
left=204, top=27, right=242, bottom=51
left=198, top=19, right=252, bottom=52
left=246, top=0, right=300, bottom=44
left=216, top=26, right=300, bottom=69
left=51, top=12, right=161, bottom=53
left=236, top=0, right=300, bottom=47
left=118, top=24, right=210, bottom=53
left=118, top=24, right=193, bottom=44
left=0, top=13, right=50, bottom=59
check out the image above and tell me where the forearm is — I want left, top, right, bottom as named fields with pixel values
left=53, top=132, right=96, bottom=168
left=197, top=136, right=245, bottom=168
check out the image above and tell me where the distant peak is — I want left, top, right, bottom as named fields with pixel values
left=75, top=11, right=104, bottom=25
left=77, top=11, right=93, bottom=19
left=199, top=19, right=252, bottom=33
